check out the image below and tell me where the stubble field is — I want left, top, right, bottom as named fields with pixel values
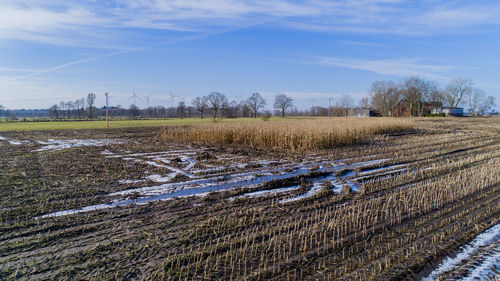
left=0, top=117, right=499, bottom=280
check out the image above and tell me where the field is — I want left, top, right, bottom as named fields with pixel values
left=0, top=117, right=283, bottom=132
left=0, top=117, right=499, bottom=280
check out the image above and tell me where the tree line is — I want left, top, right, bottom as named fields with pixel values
left=1, top=78, right=496, bottom=120
left=368, top=77, right=495, bottom=117
left=17, top=92, right=295, bottom=120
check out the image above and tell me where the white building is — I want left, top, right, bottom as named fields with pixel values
left=431, top=107, right=464, bottom=117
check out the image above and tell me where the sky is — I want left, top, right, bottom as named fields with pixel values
left=1, top=0, right=499, bottom=110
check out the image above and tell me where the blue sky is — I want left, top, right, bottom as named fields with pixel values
left=1, top=0, right=499, bottom=110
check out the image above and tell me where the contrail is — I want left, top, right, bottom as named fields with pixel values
left=19, top=51, right=128, bottom=78
left=18, top=17, right=284, bottom=79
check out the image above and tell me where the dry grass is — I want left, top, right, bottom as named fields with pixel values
left=159, top=117, right=414, bottom=150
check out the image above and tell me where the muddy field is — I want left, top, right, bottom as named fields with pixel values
left=0, top=118, right=499, bottom=280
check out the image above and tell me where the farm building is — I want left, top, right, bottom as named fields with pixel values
left=348, top=108, right=381, bottom=117
left=431, top=107, right=464, bottom=117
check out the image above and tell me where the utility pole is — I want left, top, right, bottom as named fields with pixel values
left=328, top=98, right=334, bottom=118
left=105, top=92, right=110, bottom=129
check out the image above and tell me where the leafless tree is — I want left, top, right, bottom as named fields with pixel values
left=48, top=104, right=58, bottom=119
left=428, top=89, right=446, bottom=106
left=74, top=99, right=81, bottom=118
left=338, top=94, right=353, bottom=117
left=401, top=77, right=438, bottom=117
left=78, top=98, right=85, bottom=118
left=207, top=92, right=227, bottom=120
left=478, top=95, right=496, bottom=116
left=273, top=94, right=293, bottom=118
left=192, top=96, right=207, bottom=119
left=87, top=93, right=96, bottom=119
left=59, top=101, right=66, bottom=118
left=65, top=101, right=74, bottom=118
left=246, top=93, right=266, bottom=118
left=466, top=88, right=485, bottom=116
left=177, top=101, right=186, bottom=119
left=129, top=104, right=140, bottom=119
left=445, top=78, right=473, bottom=107
left=360, top=97, right=370, bottom=108
left=221, top=97, right=230, bottom=118
left=369, top=80, right=401, bottom=117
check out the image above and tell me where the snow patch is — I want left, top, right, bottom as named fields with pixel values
left=34, top=139, right=124, bottom=152
left=146, top=174, right=177, bottom=183
left=236, top=186, right=300, bottom=199
left=119, top=179, right=144, bottom=184
left=458, top=244, right=500, bottom=281
left=423, top=223, right=500, bottom=281
left=280, top=182, right=324, bottom=204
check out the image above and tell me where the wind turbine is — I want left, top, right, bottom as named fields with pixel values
left=143, top=95, right=152, bottom=107
left=130, top=89, right=139, bottom=106
left=169, top=90, right=180, bottom=108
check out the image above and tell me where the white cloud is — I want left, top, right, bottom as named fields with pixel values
left=417, top=3, right=500, bottom=28
left=318, top=57, right=453, bottom=80
left=339, top=41, right=388, bottom=48
left=0, top=76, right=94, bottom=109
left=0, top=0, right=498, bottom=100
left=2, top=0, right=500, bottom=49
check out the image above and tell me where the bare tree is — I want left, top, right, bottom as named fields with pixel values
left=360, top=97, right=370, bottom=108
left=177, top=101, right=186, bottom=119
left=192, top=96, right=208, bottom=118
left=466, top=88, right=485, bottom=116
left=401, top=77, right=437, bottom=117
left=207, top=92, right=227, bottom=120
left=445, top=78, right=473, bottom=107
left=369, top=80, right=401, bottom=117
left=65, top=101, right=74, bottom=119
left=478, top=95, right=496, bottom=116
left=49, top=104, right=59, bottom=119
left=129, top=104, right=140, bottom=119
left=59, top=101, right=66, bottom=118
left=221, top=97, right=230, bottom=118
left=87, top=93, right=96, bottom=119
left=339, top=94, right=353, bottom=117
left=74, top=99, right=81, bottom=118
left=246, top=93, right=266, bottom=118
left=273, top=94, right=293, bottom=118
left=428, top=89, right=446, bottom=106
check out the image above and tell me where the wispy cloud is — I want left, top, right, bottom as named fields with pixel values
left=2, top=0, right=500, bottom=49
left=318, top=57, right=454, bottom=80
left=339, top=40, right=388, bottom=48
left=13, top=16, right=282, bottom=79
left=0, top=67, right=40, bottom=73
left=18, top=51, right=128, bottom=78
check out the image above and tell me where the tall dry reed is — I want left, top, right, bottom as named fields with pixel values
left=159, top=118, right=414, bottom=150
